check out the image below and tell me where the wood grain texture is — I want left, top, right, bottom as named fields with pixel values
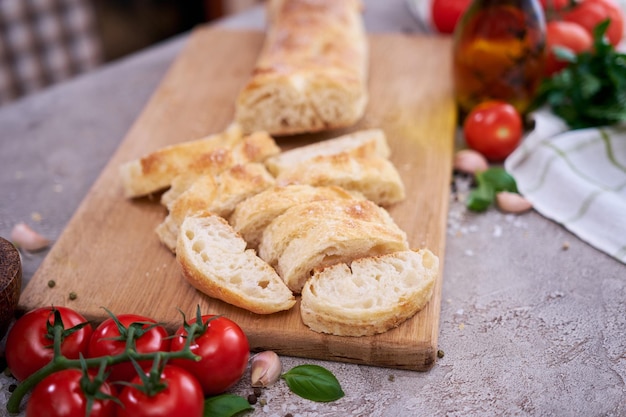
left=18, top=27, right=456, bottom=371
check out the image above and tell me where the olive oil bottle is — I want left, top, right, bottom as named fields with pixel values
left=453, top=0, right=546, bottom=118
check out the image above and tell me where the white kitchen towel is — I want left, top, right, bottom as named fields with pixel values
left=505, top=109, right=626, bottom=264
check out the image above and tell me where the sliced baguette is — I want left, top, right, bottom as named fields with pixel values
left=275, top=153, right=405, bottom=206
left=229, top=184, right=364, bottom=249
left=156, top=163, right=276, bottom=252
left=259, top=199, right=409, bottom=293
left=264, top=129, right=390, bottom=176
left=300, top=249, right=439, bottom=336
left=120, top=125, right=279, bottom=198
left=176, top=213, right=296, bottom=315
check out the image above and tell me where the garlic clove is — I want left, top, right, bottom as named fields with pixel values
left=496, top=192, right=533, bottom=214
left=453, top=149, right=489, bottom=175
left=250, top=350, right=282, bottom=388
left=10, top=222, right=51, bottom=252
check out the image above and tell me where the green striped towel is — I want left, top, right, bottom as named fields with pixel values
left=505, top=109, right=626, bottom=264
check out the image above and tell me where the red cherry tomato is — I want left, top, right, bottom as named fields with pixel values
left=431, top=0, right=472, bottom=34
left=544, top=21, right=593, bottom=76
left=26, top=369, right=117, bottom=417
left=562, top=0, right=625, bottom=46
left=116, top=365, right=204, bottom=417
left=170, top=315, right=250, bottom=396
left=87, top=314, right=170, bottom=382
left=539, top=0, right=570, bottom=13
left=5, top=306, right=93, bottom=381
left=463, top=101, right=523, bottom=162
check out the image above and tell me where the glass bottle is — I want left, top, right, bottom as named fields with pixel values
left=452, top=0, right=546, bottom=118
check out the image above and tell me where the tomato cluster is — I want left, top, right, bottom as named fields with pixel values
left=4, top=306, right=250, bottom=417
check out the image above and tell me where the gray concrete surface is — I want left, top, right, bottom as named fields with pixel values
left=1, top=2, right=625, bottom=416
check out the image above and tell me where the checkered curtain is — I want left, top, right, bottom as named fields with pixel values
left=0, top=0, right=103, bottom=106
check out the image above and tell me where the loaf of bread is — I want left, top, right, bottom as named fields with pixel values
left=235, top=0, right=368, bottom=136
left=176, top=213, right=296, bottom=314
left=156, top=163, right=276, bottom=251
left=229, top=184, right=364, bottom=249
left=258, top=199, right=409, bottom=293
left=300, top=249, right=438, bottom=336
left=264, top=129, right=390, bottom=176
left=119, top=125, right=280, bottom=198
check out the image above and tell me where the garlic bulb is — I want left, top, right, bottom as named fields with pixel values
left=10, top=222, right=50, bottom=252
left=250, top=351, right=282, bottom=388
left=496, top=192, right=532, bottom=213
left=453, top=149, right=489, bottom=174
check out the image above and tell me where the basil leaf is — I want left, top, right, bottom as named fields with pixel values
left=282, top=365, right=345, bottom=402
left=466, top=167, right=518, bottom=212
left=467, top=182, right=494, bottom=212
left=204, top=394, right=253, bottom=417
left=480, top=167, right=518, bottom=193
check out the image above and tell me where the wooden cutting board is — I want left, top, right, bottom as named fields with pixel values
left=19, top=27, right=456, bottom=371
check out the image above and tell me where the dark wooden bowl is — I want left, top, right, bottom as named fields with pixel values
left=0, top=237, right=22, bottom=339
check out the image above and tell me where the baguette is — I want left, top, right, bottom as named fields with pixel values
left=176, top=213, right=296, bottom=315
left=300, top=249, right=438, bottom=336
left=259, top=199, right=409, bottom=293
left=235, top=0, right=368, bottom=136
left=229, top=184, right=364, bottom=249
left=156, top=163, right=275, bottom=252
left=275, top=153, right=406, bottom=206
left=120, top=125, right=279, bottom=198
left=264, top=129, right=390, bottom=176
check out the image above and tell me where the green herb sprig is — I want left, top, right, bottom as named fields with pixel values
left=533, top=20, right=626, bottom=129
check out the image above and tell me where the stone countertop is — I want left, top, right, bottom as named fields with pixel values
left=1, top=1, right=625, bottom=416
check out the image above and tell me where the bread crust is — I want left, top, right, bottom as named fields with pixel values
left=275, top=153, right=406, bottom=205
left=235, top=0, right=368, bottom=135
left=119, top=126, right=279, bottom=198
left=229, top=184, right=364, bottom=248
left=264, top=129, right=390, bottom=176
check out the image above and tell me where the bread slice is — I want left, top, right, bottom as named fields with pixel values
left=229, top=184, right=364, bottom=249
left=259, top=199, right=409, bottom=293
left=176, top=213, right=296, bottom=315
left=264, top=129, right=390, bottom=176
left=275, top=153, right=406, bottom=206
left=120, top=125, right=280, bottom=198
left=300, top=249, right=439, bottom=336
left=156, top=163, right=276, bottom=252
left=234, top=0, right=368, bottom=136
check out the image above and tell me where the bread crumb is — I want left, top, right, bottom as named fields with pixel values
left=458, top=323, right=465, bottom=330
left=31, top=212, right=42, bottom=222
left=562, top=241, right=570, bottom=250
